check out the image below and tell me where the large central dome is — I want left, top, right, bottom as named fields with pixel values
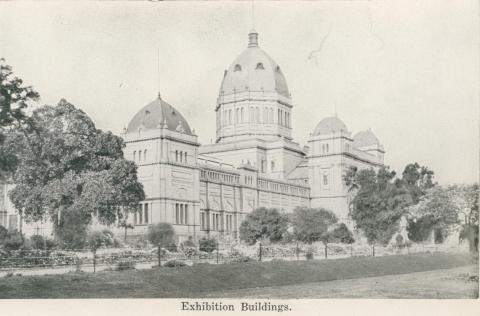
left=219, top=30, right=290, bottom=98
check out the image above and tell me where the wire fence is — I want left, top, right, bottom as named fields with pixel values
left=0, top=242, right=470, bottom=277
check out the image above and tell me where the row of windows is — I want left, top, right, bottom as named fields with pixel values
left=133, top=149, right=147, bottom=162
left=175, top=203, right=189, bottom=225
left=317, top=143, right=351, bottom=155
left=134, top=203, right=150, bottom=225
left=233, top=62, right=265, bottom=72
left=200, top=211, right=234, bottom=232
left=175, top=150, right=188, bottom=163
left=321, top=144, right=330, bottom=154
left=220, top=106, right=290, bottom=127
left=244, top=175, right=254, bottom=186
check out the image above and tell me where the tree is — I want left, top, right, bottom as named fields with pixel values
left=291, top=207, right=337, bottom=245
left=147, top=222, right=176, bottom=248
left=407, top=185, right=460, bottom=244
left=0, top=58, right=40, bottom=178
left=343, top=166, right=359, bottom=217
left=458, top=183, right=479, bottom=252
left=239, top=207, right=289, bottom=245
left=7, top=99, right=145, bottom=245
left=401, top=162, right=436, bottom=204
left=350, top=167, right=412, bottom=253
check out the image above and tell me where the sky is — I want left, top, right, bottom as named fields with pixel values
left=0, top=1, right=478, bottom=185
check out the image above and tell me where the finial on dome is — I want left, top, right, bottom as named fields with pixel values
left=157, top=92, right=162, bottom=100
left=248, top=29, right=259, bottom=47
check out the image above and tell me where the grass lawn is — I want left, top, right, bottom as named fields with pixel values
left=204, top=265, right=479, bottom=299
left=0, top=252, right=477, bottom=298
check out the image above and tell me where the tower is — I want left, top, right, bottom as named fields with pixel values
left=122, top=94, right=201, bottom=242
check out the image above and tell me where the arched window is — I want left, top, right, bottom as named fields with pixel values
left=263, top=107, right=268, bottom=123
left=133, top=151, right=136, bottom=161
left=250, top=107, right=254, bottom=122
left=256, top=107, right=260, bottom=123
left=175, top=150, right=178, bottom=162
left=144, top=149, right=147, bottom=162
left=271, top=161, right=275, bottom=171
left=184, top=152, right=187, bottom=163
left=234, top=64, right=242, bottom=72
left=180, top=151, right=183, bottom=162
left=138, top=150, right=142, bottom=162
left=326, top=144, right=329, bottom=152
left=229, top=109, right=232, bottom=124
left=270, top=108, right=273, bottom=123
left=241, top=107, right=244, bottom=123
left=235, top=108, right=239, bottom=124
left=223, top=110, right=227, bottom=126
left=280, top=110, right=284, bottom=126
left=255, top=62, right=264, bottom=70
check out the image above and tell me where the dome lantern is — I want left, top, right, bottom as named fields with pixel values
left=248, top=29, right=259, bottom=48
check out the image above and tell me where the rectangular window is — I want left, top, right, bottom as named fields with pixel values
left=144, top=203, right=149, bottom=224
left=180, top=204, right=184, bottom=224
left=216, top=214, right=220, bottom=231
left=212, top=213, right=216, bottom=231
left=175, top=203, right=179, bottom=224
left=323, top=174, right=328, bottom=185
left=184, top=204, right=188, bottom=224
left=201, top=212, right=205, bottom=230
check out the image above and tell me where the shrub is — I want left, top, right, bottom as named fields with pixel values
left=2, top=230, right=24, bottom=251
left=199, top=236, right=217, bottom=253
left=29, top=235, right=57, bottom=250
left=182, top=247, right=199, bottom=259
left=180, top=236, right=196, bottom=249
left=148, top=223, right=176, bottom=247
left=87, top=229, right=116, bottom=250
left=164, top=260, right=187, bottom=268
left=164, top=242, right=178, bottom=253
left=0, top=225, right=8, bottom=241
left=305, top=250, right=314, bottom=260
left=115, top=260, right=136, bottom=271
left=331, top=223, right=355, bottom=244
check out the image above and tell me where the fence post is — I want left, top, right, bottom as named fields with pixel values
left=158, top=244, right=162, bottom=267
left=216, top=242, right=219, bottom=264
left=93, top=248, right=96, bottom=273
left=372, top=244, right=375, bottom=257
left=324, top=244, right=327, bottom=259
left=259, top=242, right=262, bottom=262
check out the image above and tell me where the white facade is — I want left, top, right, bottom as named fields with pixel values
left=0, top=30, right=384, bottom=242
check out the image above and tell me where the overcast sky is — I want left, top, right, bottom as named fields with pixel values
left=0, top=1, right=478, bottom=185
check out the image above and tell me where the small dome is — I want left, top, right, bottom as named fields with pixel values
left=312, top=116, right=348, bottom=135
left=219, top=30, right=290, bottom=98
left=126, top=96, right=192, bottom=135
left=353, top=129, right=382, bottom=148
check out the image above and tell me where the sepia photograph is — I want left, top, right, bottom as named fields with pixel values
left=0, top=0, right=478, bottom=307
